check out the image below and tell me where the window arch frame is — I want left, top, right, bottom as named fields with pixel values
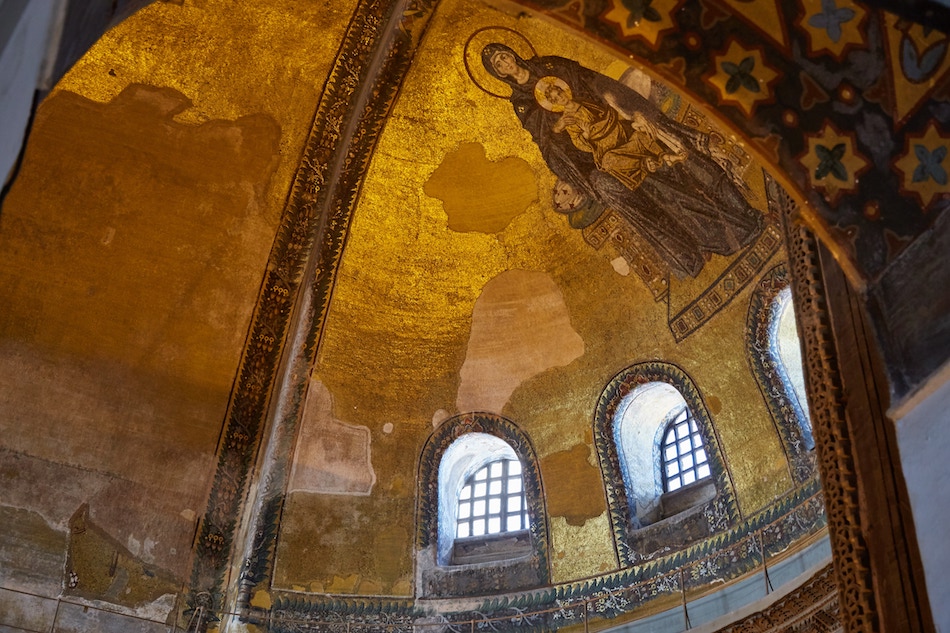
left=746, top=263, right=816, bottom=484
left=594, top=362, right=740, bottom=566
left=416, top=412, right=550, bottom=581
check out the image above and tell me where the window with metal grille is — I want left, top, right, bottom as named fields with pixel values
left=661, top=408, right=711, bottom=492
left=456, top=459, right=528, bottom=539
left=773, top=286, right=814, bottom=450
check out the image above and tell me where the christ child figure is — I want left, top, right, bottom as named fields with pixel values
left=534, top=76, right=687, bottom=191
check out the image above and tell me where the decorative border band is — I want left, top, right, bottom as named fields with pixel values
left=745, top=262, right=817, bottom=484
left=415, top=412, right=552, bottom=583
left=185, top=0, right=439, bottom=626
left=784, top=217, right=876, bottom=631
left=265, top=479, right=825, bottom=632
left=593, top=361, right=742, bottom=566
left=668, top=168, right=784, bottom=341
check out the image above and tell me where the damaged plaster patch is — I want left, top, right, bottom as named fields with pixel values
left=63, top=593, right=178, bottom=627
left=610, top=256, right=631, bottom=276
left=431, top=409, right=450, bottom=428
left=540, top=444, right=606, bottom=525
left=125, top=535, right=157, bottom=562
left=457, top=270, right=584, bottom=414
left=288, top=379, right=376, bottom=495
left=423, top=142, right=537, bottom=233
left=123, top=593, right=178, bottom=623
left=0, top=505, right=67, bottom=597
left=65, top=504, right=179, bottom=609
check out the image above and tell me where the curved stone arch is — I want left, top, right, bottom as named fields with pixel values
left=593, top=362, right=741, bottom=566
left=745, top=262, right=816, bottom=484
left=415, top=412, right=550, bottom=583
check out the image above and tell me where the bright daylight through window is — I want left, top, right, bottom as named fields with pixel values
left=456, top=459, right=528, bottom=538
left=662, top=409, right=711, bottom=492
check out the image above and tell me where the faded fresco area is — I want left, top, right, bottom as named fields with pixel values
left=0, top=0, right=355, bottom=628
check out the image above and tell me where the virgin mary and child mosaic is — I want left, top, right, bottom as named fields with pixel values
left=464, top=29, right=766, bottom=282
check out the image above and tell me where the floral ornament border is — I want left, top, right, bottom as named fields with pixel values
left=264, top=479, right=825, bottom=632
left=745, top=262, right=818, bottom=484
left=414, top=412, right=552, bottom=584
left=184, top=0, right=440, bottom=627
left=592, top=361, right=742, bottom=567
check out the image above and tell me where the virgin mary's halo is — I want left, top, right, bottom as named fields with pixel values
left=463, top=27, right=536, bottom=98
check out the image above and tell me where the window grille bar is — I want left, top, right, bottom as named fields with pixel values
left=457, top=459, right=528, bottom=537
left=662, top=409, right=711, bottom=493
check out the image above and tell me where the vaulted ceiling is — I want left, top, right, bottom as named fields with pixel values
left=0, top=0, right=946, bottom=630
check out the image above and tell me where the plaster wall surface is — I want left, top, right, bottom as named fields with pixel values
left=0, top=0, right=354, bottom=623
left=896, top=363, right=950, bottom=632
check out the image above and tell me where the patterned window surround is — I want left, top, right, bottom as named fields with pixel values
left=594, top=362, right=740, bottom=566
left=415, top=413, right=550, bottom=594
left=746, top=263, right=817, bottom=484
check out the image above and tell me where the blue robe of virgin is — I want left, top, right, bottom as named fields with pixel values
left=482, top=44, right=764, bottom=279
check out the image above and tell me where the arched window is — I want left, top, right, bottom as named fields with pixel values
left=660, top=407, right=710, bottom=492
left=594, top=363, right=740, bottom=566
left=771, top=286, right=814, bottom=449
left=416, top=413, right=550, bottom=595
left=456, top=458, right=528, bottom=538
left=612, top=381, right=718, bottom=526
left=746, top=264, right=817, bottom=484
left=436, top=432, right=532, bottom=565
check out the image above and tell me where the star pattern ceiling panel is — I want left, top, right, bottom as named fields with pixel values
left=524, top=0, right=950, bottom=280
